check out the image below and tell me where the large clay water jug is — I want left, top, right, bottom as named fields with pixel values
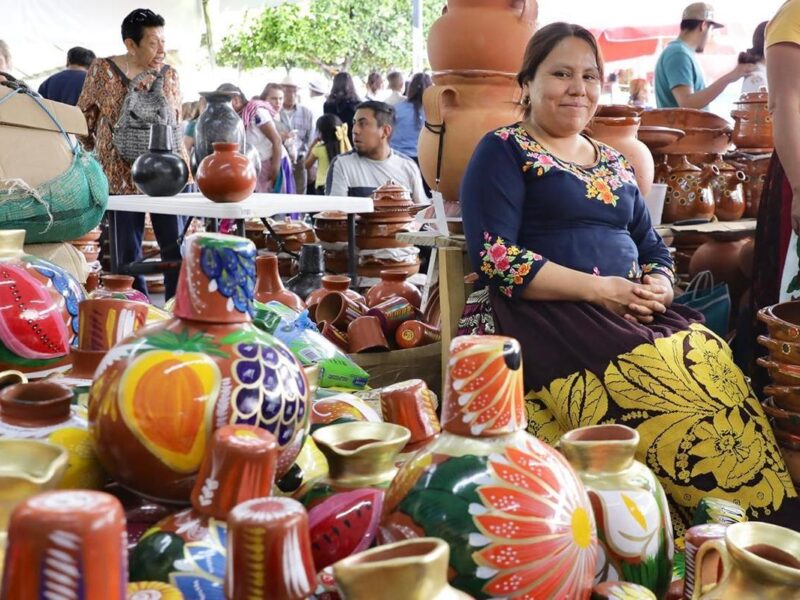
left=587, top=116, right=654, bottom=196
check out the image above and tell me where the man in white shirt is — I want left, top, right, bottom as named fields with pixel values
left=326, top=101, right=426, bottom=204
left=365, top=72, right=386, bottom=101
left=385, top=71, right=406, bottom=105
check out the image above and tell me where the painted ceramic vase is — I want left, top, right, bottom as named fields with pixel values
left=333, top=538, right=474, bottom=600
left=365, top=269, right=422, bottom=309
left=127, top=582, right=184, bottom=599
left=90, top=274, right=150, bottom=304
left=196, top=142, right=257, bottom=203
left=0, top=229, right=85, bottom=377
left=89, top=233, right=310, bottom=503
left=731, top=91, right=772, bottom=151
left=225, top=497, right=317, bottom=600
left=592, top=581, right=657, bottom=600
left=560, top=424, right=673, bottom=599
left=0, top=439, right=67, bottom=581
left=705, top=156, right=746, bottom=221
left=129, top=424, right=278, bottom=596
left=131, top=123, right=189, bottom=197
left=254, top=253, right=306, bottom=312
left=0, top=381, right=103, bottom=490
left=1, top=490, right=127, bottom=600
left=382, top=335, right=598, bottom=599
left=380, top=379, right=441, bottom=453
left=691, top=522, right=800, bottom=599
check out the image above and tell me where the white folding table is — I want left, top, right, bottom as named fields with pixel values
left=106, top=192, right=374, bottom=282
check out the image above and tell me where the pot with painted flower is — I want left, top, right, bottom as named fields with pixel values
left=381, top=335, right=598, bottom=599
left=662, top=155, right=715, bottom=223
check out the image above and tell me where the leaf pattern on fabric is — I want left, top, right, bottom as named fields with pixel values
left=534, top=370, right=608, bottom=433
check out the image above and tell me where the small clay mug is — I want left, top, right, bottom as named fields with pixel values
left=317, top=320, right=350, bottom=352
left=683, top=523, right=728, bottom=600
left=379, top=379, right=441, bottom=452
left=395, top=320, right=442, bottom=349
left=316, top=292, right=367, bottom=329
left=366, top=297, right=415, bottom=336
left=0, top=381, right=73, bottom=428
left=347, top=316, right=390, bottom=353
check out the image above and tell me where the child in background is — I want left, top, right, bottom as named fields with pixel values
left=305, top=114, right=351, bottom=194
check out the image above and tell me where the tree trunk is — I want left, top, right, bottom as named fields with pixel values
left=201, top=0, right=216, bottom=68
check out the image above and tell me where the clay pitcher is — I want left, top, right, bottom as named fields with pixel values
left=587, top=116, right=654, bottom=196
left=691, top=522, right=800, bottom=599
left=254, top=253, right=306, bottom=312
left=662, top=155, right=715, bottom=223
left=705, top=156, right=746, bottom=221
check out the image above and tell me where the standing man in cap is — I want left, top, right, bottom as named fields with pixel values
left=654, top=2, right=755, bottom=109
left=280, top=75, right=315, bottom=195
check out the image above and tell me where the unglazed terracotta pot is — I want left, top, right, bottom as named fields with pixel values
left=380, top=379, right=441, bottom=453
left=365, top=269, right=423, bottom=308
left=691, top=522, right=800, bottom=599
left=0, top=229, right=85, bottom=376
left=1, top=490, right=126, bottom=600
left=196, top=142, right=256, bottom=203
left=333, top=538, right=474, bottom=600
left=254, top=254, right=306, bottom=311
left=265, top=217, right=317, bottom=254
left=662, top=155, right=715, bottom=223
left=731, top=92, right=772, bottom=151
left=560, top=424, right=674, bottom=598
left=348, top=315, right=390, bottom=352
left=381, top=335, right=598, bottom=599
left=587, top=116, right=654, bottom=196
left=729, top=153, right=771, bottom=218
left=757, top=301, right=800, bottom=343
left=225, top=497, right=316, bottom=600
left=89, top=233, right=310, bottom=503
left=90, top=274, right=150, bottom=304
left=427, top=0, right=537, bottom=72
left=129, top=424, right=278, bottom=596
left=418, top=72, right=523, bottom=204
left=306, top=275, right=365, bottom=308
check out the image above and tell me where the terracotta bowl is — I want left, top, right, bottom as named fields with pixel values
left=659, top=126, right=732, bottom=155
left=637, top=126, right=685, bottom=151
left=356, top=236, right=413, bottom=250
left=762, top=397, right=800, bottom=436
left=757, top=357, right=800, bottom=386
left=758, top=302, right=800, bottom=343
left=757, top=335, right=800, bottom=366
left=357, top=259, right=421, bottom=279
left=763, top=385, right=800, bottom=413
left=595, top=104, right=645, bottom=118
left=641, top=107, right=730, bottom=130
left=773, top=428, right=800, bottom=485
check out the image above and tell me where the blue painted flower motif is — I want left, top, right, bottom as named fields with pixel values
left=198, top=243, right=257, bottom=317
left=170, top=519, right=227, bottom=600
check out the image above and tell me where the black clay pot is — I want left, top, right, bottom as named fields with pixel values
left=194, top=91, right=246, bottom=171
left=286, top=244, right=326, bottom=299
left=132, top=124, right=189, bottom=196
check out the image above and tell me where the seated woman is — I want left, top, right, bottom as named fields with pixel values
left=459, top=22, right=798, bottom=533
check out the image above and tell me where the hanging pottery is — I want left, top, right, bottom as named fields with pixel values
left=560, top=424, right=674, bottom=598
left=0, top=229, right=85, bottom=376
left=89, top=233, right=310, bottom=503
left=381, top=335, right=598, bottom=599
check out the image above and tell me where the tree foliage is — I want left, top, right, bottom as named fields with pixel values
left=218, top=0, right=444, bottom=76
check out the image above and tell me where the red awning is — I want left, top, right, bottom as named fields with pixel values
left=591, top=25, right=679, bottom=62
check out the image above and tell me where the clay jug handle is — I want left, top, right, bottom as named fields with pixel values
left=756, top=335, right=780, bottom=352
left=423, top=86, right=459, bottom=126
left=691, top=539, right=731, bottom=600
left=764, top=384, right=796, bottom=397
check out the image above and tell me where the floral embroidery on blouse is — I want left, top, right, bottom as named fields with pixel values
left=494, top=125, right=636, bottom=207
left=628, top=260, right=676, bottom=284
left=480, top=232, right=543, bottom=297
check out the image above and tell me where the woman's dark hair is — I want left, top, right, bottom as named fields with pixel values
left=121, top=8, right=165, bottom=44
left=259, top=82, right=283, bottom=101
left=516, top=22, right=604, bottom=118
left=367, top=71, right=383, bottom=89
left=739, top=21, right=768, bottom=64
left=329, top=72, right=360, bottom=103
left=316, top=114, right=346, bottom=161
left=406, top=72, right=432, bottom=123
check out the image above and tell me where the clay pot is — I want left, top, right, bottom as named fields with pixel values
left=365, top=269, right=422, bottom=308
left=317, top=320, right=350, bottom=352
left=773, top=428, right=800, bottom=485
left=756, top=357, right=800, bottom=386
left=757, top=302, right=800, bottom=343
left=638, top=126, right=685, bottom=153
left=372, top=180, right=415, bottom=211
left=306, top=275, right=365, bottom=308
left=418, top=72, right=523, bottom=203
left=426, top=0, right=536, bottom=72
left=73, top=240, right=100, bottom=263
left=196, top=142, right=257, bottom=203
left=395, top=320, right=442, bottom=349
left=587, top=116, right=654, bottom=196
left=366, top=297, right=416, bottom=336
left=90, top=274, right=150, bottom=303
left=662, top=155, right=715, bottom=223
left=132, top=123, right=189, bottom=197
left=347, top=316, right=390, bottom=353
left=596, top=104, right=645, bottom=119
left=757, top=334, right=800, bottom=366
left=560, top=424, right=673, bottom=598
left=0, top=229, right=85, bottom=376
left=379, top=379, right=441, bottom=453
left=314, top=210, right=348, bottom=243
left=285, top=243, right=326, bottom=300
left=254, top=253, right=306, bottom=311
left=705, top=156, right=747, bottom=221
left=730, top=153, right=771, bottom=218
left=763, top=385, right=800, bottom=413
left=89, top=233, right=310, bottom=503
left=225, top=497, right=317, bottom=600
left=640, top=108, right=730, bottom=130
left=683, top=524, right=729, bottom=600
left=265, top=217, right=317, bottom=254
left=382, top=335, right=598, bottom=598
left=316, top=292, right=368, bottom=329
left=689, top=238, right=749, bottom=295
left=2, top=491, right=127, bottom=600
left=591, top=581, right=657, bottom=599
left=732, top=91, right=772, bottom=151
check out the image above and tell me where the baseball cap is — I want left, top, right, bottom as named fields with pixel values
left=682, top=2, right=724, bottom=28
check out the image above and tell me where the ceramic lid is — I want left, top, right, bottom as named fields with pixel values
left=270, top=217, right=312, bottom=235
left=314, top=210, right=348, bottom=221
left=372, top=180, right=413, bottom=209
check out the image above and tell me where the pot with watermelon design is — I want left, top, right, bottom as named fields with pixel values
left=381, top=335, right=599, bottom=599
left=0, top=230, right=85, bottom=377
left=89, top=233, right=310, bottom=504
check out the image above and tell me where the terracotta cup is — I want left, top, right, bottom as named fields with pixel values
left=0, top=381, right=72, bottom=428
left=683, top=523, right=728, bottom=600
left=348, top=316, right=390, bottom=353
left=225, top=497, right=316, bottom=600
left=395, top=320, right=442, bottom=349
left=317, top=320, right=350, bottom=352
left=366, top=297, right=415, bottom=336
left=316, top=292, right=367, bottom=329
left=379, top=379, right=441, bottom=452
left=77, top=298, right=149, bottom=352
left=1, top=490, right=127, bottom=600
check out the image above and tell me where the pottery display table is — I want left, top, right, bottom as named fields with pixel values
left=106, top=192, right=374, bottom=282
left=655, top=218, right=757, bottom=238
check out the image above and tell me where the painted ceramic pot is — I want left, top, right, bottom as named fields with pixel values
left=196, top=142, right=257, bottom=203
left=662, top=155, right=715, bottom=223
left=560, top=424, right=674, bottom=598
left=365, top=269, right=422, bottom=309
left=731, top=92, right=772, bottom=151
left=757, top=301, right=800, bottom=343
left=131, top=123, right=189, bottom=197
left=225, top=497, right=317, bottom=600
left=0, top=229, right=85, bottom=377
left=126, top=582, right=184, bottom=600
left=395, top=320, right=442, bottom=349
left=382, top=335, right=598, bottom=599
left=194, top=91, right=247, bottom=166
left=314, top=211, right=349, bottom=243
left=587, top=116, right=654, bottom=196
left=704, top=156, right=746, bottom=221
left=691, top=522, right=800, bottom=599
left=90, top=274, right=150, bottom=304
left=729, top=153, right=771, bottom=218
left=333, top=538, right=474, bottom=600
left=0, top=381, right=103, bottom=490
left=254, top=253, right=306, bottom=312
left=306, top=275, right=365, bottom=308
left=380, top=379, right=441, bottom=453
left=129, top=424, right=278, bottom=596
left=310, top=393, right=382, bottom=433
left=592, top=581, right=656, bottom=600
left=89, top=233, right=310, bottom=503
left=1, top=490, right=126, bottom=600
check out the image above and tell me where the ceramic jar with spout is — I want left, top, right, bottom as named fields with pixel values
left=662, top=155, right=715, bottom=223
left=560, top=424, right=674, bottom=599
left=382, top=335, right=598, bottom=599
left=587, top=116, right=654, bottom=196
left=196, top=142, right=257, bottom=202
left=254, top=253, right=306, bottom=311
left=705, top=156, right=746, bottom=221
left=89, top=233, right=310, bottom=503
left=729, top=153, right=771, bottom=218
